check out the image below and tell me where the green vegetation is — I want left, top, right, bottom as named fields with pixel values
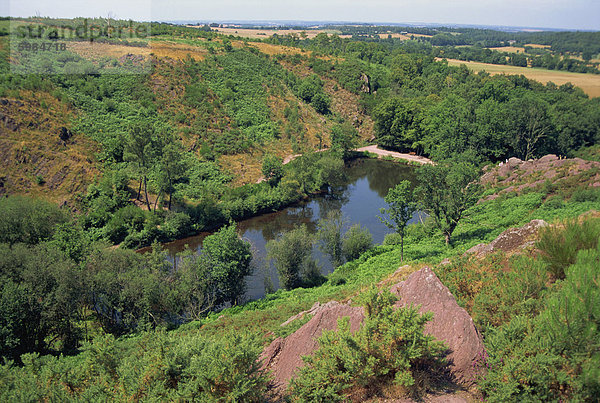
left=0, top=331, right=268, bottom=401
left=317, top=210, right=345, bottom=268
left=1, top=17, right=600, bottom=402
left=289, top=287, right=447, bottom=401
left=379, top=180, right=417, bottom=261
left=341, top=224, right=373, bottom=262
left=202, top=223, right=253, bottom=306
left=442, top=218, right=600, bottom=402
left=266, top=225, right=321, bottom=290
left=0, top=196, right=66, bottom=245
left=415, top=160, right=481, bottom=246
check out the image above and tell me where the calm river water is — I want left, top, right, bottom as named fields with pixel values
left=157, top=158, right=419, bottom=300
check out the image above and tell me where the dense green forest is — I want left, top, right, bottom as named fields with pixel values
left=1, top=17, right=600, bottom=401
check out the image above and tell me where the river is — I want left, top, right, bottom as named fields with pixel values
left=157, top=158, right=419, bottom=300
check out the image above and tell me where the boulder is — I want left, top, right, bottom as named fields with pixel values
left=260, top=301, right=364, bottom=391
left=260, top=268, right=486, bottom=392
left=391, top=267, right=485, bottom=385
left=507, top=157, right=522, bottom=168
left=539, top=154, right=558, bottom=163
left=466, top=219, right=548, bottom=258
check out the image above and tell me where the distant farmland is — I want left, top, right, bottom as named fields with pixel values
left=188, top=26, right=341, bottom=39
left=442, top=59, right=600, bottom=98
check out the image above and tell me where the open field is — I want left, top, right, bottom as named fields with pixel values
left=442, top=58, right=600, bottom=98
left=487, top=46, right=527, bottom=53
left=191, top=26, right=341, bottom=39
left=524, top=43, right=551, bottom=49
left=68, top=39, right=209, bottom=62
left=68, top=41, right=151, bottom=60
left=376, top=32, right=432, bottom=39
left=150, top=39, right=208, bottom=60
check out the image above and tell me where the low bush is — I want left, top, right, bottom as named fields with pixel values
left=342, top=224, right=373, bottom=261
left=536, top=218, right=600, bottom=279
left=289, top=287, right=447, bottom=402
left=0, top=331, right=268, bottom=402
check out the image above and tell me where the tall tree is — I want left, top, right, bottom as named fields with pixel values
left=507, top=94, right=551, bottom=160
left=124, top=122, right=158, bottom=211
left=379, top=180, right=417, bottom=262
left=202, top=223, right=252, bottom=306
left=415, top=160, right=481, bottom=246
left=330, top=123, right=358, bottom=160
left=154, top=136, right=186, bottom=210
left=317, top=210, right=346, bottom=268
left=266, top=225, right=315, bottom=290
left=261, top=155, right=284, bottom=187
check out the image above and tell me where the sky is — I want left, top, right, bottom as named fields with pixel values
left=3, top=0, right=600, bottom=31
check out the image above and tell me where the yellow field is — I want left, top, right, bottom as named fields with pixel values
left=442, top=59, right=600, bottom=98
left=150, top=40, right=208, bottom=61
left=487, top=46, right=526, bottom=54
left=195, top=27, right=341, bottom=39
left=524, top=43, right=551, bottom=49
left=68, top=41, right=151, bottom=60
left=248, top=42, right=309, bottom=57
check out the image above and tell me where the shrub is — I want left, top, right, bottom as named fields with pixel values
left=266, top=225, right=316, bottom=290
left=342, top=224, right=373, bottom=261
left=0, top=196, right=66, bottom=245
left=536, top=218, right=600, bottom=279
left=289, top=287, right=447, bottom=401
left=311, top=92, right=330, bottom=114
left=0, top=331, right=269, bottom=402
left=261, top=154, right=284, bottom=187
left=571, top=187, right=600, bottom=202
left=480, top=244, right=600, bottom=402
left=202, top=223, right=253, bottom=306
left=104, top=205, right=147, bottom=244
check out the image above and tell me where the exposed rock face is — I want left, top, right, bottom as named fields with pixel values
left=390, top=267, right=485, bottom=386
left=360, top=73, right=371, bottom=93
left=465, top=219, right=548, bottom=258
left=260, top=268, right=485, bottom=392
left=279, top=301, right=342, bottom=327
left=260, top=301, right=364, bottom=391
left=480, top=155, right=600, bottom=200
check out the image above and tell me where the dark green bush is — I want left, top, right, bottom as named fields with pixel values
left=571, top=187, right=600, bottom=202
left=266, top=225, right=317, bottom=290
left=0, top=196, right=66, bottom=245
left=480, top=243, right=600, bottom=402
left=0, top=331, right=269, bottom=402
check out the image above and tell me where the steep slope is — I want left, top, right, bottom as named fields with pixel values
left=0, top=91, right=100, bottom=205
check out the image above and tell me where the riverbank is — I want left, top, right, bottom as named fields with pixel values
left=356, top=145, right=433, bottom=165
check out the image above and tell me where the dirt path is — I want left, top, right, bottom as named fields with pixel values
left=284, top=146, right=432, bottom=165
left=258, top=146, right=432, bottom=183
left=356, top=145, right=433, bottom=165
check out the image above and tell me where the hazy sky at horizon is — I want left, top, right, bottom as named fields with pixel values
left=3, top=0, right=600, bottom=30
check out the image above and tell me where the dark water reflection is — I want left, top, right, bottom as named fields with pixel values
left=158, top=158, right=419, bottom=301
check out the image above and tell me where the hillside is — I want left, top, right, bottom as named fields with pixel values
left=1, top=17, right=600, bottom=402
left=1, top=154, right=599, bottom=401
left=0, top=23, right=375, bottom=201
left=0, top=89, right=100, bottom=204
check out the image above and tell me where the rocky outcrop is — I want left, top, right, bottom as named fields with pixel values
left=260, top=301, right=364, bottom=392
left=260, top=267, right=485, bottom=393
left=390, top=267, right=485, bottom=386
left=480, top=155, right=600, bottom=201
left=465, top=219, right=548, bottom=258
